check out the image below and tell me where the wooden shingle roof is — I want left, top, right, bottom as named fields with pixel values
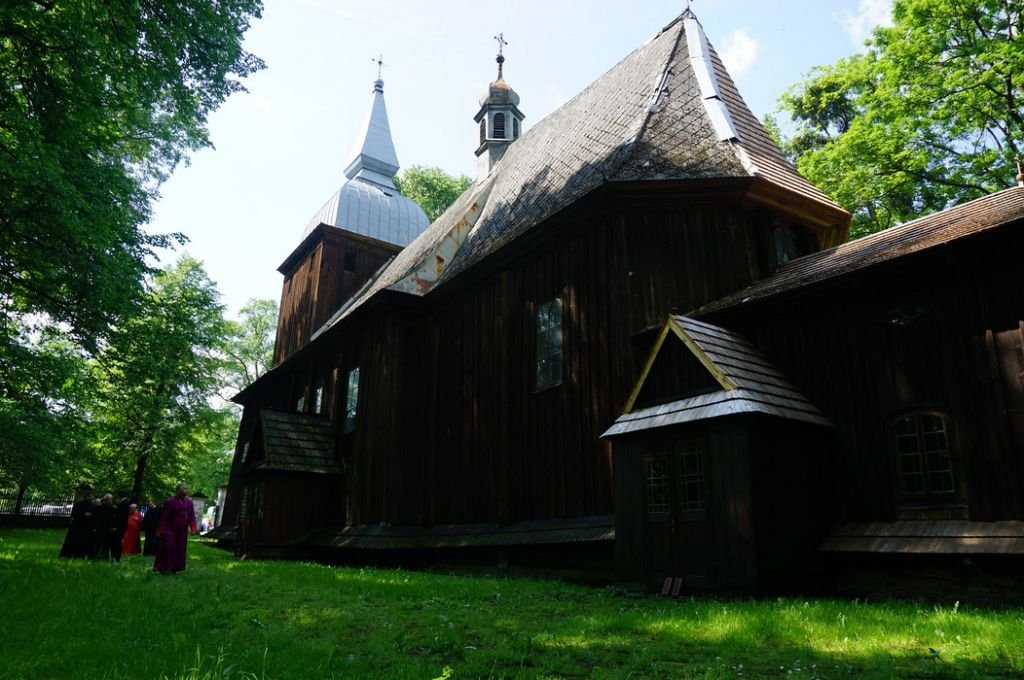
left=245, top=409, right=340, bottom=475
left=313, top=11, right=846, bottom=338
left=698, top=186, right=1024, bottom=316
left=603, top=315, right=830, bottom=437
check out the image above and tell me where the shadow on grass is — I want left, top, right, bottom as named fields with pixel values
left=3, top=529, right=1024, bottom=679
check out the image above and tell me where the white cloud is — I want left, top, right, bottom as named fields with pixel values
left=838, top=0, right=893, bottom=48
left=719, top=28, right=759, bottom=78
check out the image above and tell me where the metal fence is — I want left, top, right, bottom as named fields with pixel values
left=0, top=492, right=75, bottom=517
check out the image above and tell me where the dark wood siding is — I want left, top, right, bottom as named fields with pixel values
left=613, top=421, right=757, bottom=589
left=613, top=417, right=830, bottom=590
left=259, top=474, right=339, bottom=545
left=712, top=226, right=1024, bottom=523
left=227, top=185, right=832, bottom=548
left=406, top=190, right=769, bottom=526
left=274, top=230, right=399, bottom=364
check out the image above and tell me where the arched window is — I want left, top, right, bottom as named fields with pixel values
left=892, top=411, right=955, bottom=498
left=479, top=118, right=486, bottom=146
left=493, top=112, right=506, bottom=139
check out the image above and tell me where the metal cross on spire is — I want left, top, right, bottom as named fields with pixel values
left=493, top=33, right=508, bottom=79
left=371, top=54, right=387, bottom=80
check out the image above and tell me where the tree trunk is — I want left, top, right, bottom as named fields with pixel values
left=14, top=481, right=26, bottom=515
left=131, top=449, right=150, bottom=501
left=131, top=427, right=157, bottom=501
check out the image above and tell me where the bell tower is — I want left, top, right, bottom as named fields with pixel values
left=474, top=33, right=525, bottom=178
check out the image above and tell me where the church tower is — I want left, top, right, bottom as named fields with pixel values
left=273, top=69, right=430, bottom=364
left=474, top=34, right=525, bottom=178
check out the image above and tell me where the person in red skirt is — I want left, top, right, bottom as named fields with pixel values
left=121, top=503, right=143, bottom=556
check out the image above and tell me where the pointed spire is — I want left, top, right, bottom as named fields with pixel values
left=344, top=65, right=400, bottom=190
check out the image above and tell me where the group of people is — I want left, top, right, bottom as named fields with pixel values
left=59, top=483, right=198, bottom=573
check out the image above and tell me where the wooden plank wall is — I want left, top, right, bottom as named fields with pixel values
left=274, top=233, right=399, bottom=364
left=408, top=196, right=768, bottom=526
left=716, top=228, right=1024, bottom=523
left=749, top=418, right=832, bottom=587
left=240, top=190, right=774, bottom=532
left=262, top=474, right=339, bottom=545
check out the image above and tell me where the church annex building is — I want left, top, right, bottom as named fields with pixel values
left=219, top=9, right=1024, bottom=598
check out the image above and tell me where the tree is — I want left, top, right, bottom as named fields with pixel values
left=90, top=257, right=230, bottom=500
left=181, top=408, right=237, bottom=499
left=0, top=1, right=264, bottom=345
left=0, top=319, right=92, bottom=494
left=221, top=298, right=278, bottom=401
left=394, top=165, right=473, bottom=222
left=1, top=1, right=262, bottom=496
left=780, top=0, right=1023, bottom=236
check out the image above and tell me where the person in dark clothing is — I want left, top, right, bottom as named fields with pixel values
left=59, top=490, right=96, bottom=558
left=142, top=500, right=161, bottom=556
left=92, top=494, right=116, bottom=560
left=111, top=493, right=131, bottom=562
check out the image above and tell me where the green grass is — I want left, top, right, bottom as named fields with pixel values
left=1, top=529, right=1023, bottom=679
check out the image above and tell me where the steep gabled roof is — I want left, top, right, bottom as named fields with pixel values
left=243, top=410, right=340, bottom=475
left=696, top=186, right=1024, bottom=316
left=313, top=11, right=846, bottom=337
left=603, top=315, right=830, bottom=437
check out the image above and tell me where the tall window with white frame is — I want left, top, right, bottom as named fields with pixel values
left=892, top=410, right=955, bottom=500
left=314, top=385, right=324, bottom=414
left=535, top=298, right=563, bottom=391
left=343, top=367, right=360, bottom=434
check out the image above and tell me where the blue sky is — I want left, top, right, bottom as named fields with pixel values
left=145, top=0, right=892, bottom=317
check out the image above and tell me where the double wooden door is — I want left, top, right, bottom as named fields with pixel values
left=644, top=438, right=712, bottom=588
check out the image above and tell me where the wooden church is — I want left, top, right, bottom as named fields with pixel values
left=220, top=9, right=1024, bottom=597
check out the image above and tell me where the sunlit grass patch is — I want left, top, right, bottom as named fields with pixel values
left=2, top=528, right=1024, bottom=678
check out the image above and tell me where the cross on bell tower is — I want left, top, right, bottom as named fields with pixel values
left=372, top=54, right=387, bottom=80
left=494, top=33, right=508, bottom=79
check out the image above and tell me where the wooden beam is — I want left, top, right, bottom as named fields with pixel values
left=623, top=319, right=674, bottom=413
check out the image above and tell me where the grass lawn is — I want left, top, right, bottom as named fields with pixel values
left=1, top=529, right=1022, bottom=679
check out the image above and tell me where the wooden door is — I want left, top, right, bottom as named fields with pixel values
left=237, top=481, right=265, bottom=555
left=672, top=440, right=712, bottom=587
left=642, top=451, right=676, bottom=581
left=642, top=436, right=712, bottom=587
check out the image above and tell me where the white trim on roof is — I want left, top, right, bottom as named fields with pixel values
left=684, top=16, right=738, bottom=142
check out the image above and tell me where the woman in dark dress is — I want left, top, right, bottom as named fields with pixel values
left=59, top=490, right=96, bottom=558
